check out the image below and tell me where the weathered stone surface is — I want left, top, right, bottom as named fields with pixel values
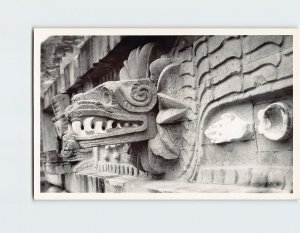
left=210, top=58, right=241, bottom=85
left=105, top=176, right=138, bottom=193
left=267, top=168, right=285, bottom=189
left=178, top=47, right=192, bottom=62
left=282, top=35, right=293, bottom=50
left=200, top=89, right=214, bottom=106
left=202, top=141, right=257, bottom=167
left=197, top=58, right=210, bottom=81
left=242, top=35, right=283, bottom=54
left=224, top=169, right=237, bottom=185
left=179, top=62, right=194, bottom=76
left=236, top=168, right=252, bottom=185
left=44, top=173, right=63, bottom=187
left=195, top=42, right=208, bottom=66
left=213, top=169, right=225, bottom=184
left=243, top=43, right=281, bottom=64
left=205, top=112, right=254, bottom=144
left=202, top=169, right=213, bottom=184
left=213, top=75, right=242, bottom=100
left=251, top=167, right=268, bottom=187
left=243, top=53, right=281, bottom=74
left=45, top=186, right=64, bottom=193
left=278, top=49, right=293, bottom=79
left=258, top=151, right=293, bottom=167
left=208, top=35, right=238, bottom=54
left=256, top=134, right=293, bottom=153
left=208, top=38, right=242, bottom=69
left=243, top=65, right=277, bottom=91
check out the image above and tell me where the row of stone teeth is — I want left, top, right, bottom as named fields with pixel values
left=97, top=162, right=148, bottom=177
left=70, top=117, right=141, bottom=136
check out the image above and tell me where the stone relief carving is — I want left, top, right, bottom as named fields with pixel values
left=60, top=43, right=195, bottom=178
left=257, top=102, right=292, bottom=141
left=51, top=94, right=70, bottom=138
left=204, top=112, right=254, bottom=144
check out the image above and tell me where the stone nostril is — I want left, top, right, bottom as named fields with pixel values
left=81, top=123, right=84, bottom=130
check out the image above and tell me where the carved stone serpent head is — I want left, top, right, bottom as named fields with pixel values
left=58, top=43, right=195, bottom=178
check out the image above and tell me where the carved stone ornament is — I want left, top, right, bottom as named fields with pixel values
left=257, top=102, right=292, bottom=141
left=205, top=112, right=254, bottom=144
left=51, top=94, right=70, bottom=138
left=59, top=43, right=195, bottom=178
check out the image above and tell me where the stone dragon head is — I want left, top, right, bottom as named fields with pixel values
left=58, top=43, right=195, bottom=178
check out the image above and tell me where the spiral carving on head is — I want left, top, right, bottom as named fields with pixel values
left=130, top=81, right=153, bottom=106
left=115, top=79, right=157, bottom=113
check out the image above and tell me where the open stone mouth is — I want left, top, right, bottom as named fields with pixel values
left=70, top=116, right=145, bottom=137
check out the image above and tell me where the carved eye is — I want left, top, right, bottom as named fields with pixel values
left=101, top=88, right=113, bottom=105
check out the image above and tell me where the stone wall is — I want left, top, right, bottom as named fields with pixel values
left=193, top=35, right=293, bottom=191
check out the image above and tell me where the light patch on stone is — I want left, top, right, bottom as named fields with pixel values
left=205, top=112, right=254, bottom=144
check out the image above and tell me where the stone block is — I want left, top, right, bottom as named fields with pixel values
left=202, top=168, right=213, bottom=184
left=284, top=168, right=293, bottom=192
left=180, top=62, right=194, bottom=76
left=203, top=140, right=257, bottom=167
left=213, top=169, right=225, bottom=184
left=251, top=167, right=268, bottom=187
left=200, top=89, right=214, bottom=106
left=210, top=58, right=241, bottom=85
left=209, top=38, right=242, bottom=69
left=258, top=151, right=293, bottom=167
left=45, top=173, right=63, bottom=187
left=278, top=49, right=293, bottom=79
left=267, top=168, right=285, bottom=189
left=243, top=65, right=277, bottom=91
left=243, top=43, right=281, bottom=64
left=236, top=168, right=252, bottom=185
left=243, top=53, right=281, bottom=74
left=224, top=169, right=237, bottom=185
left=64, top=173, right=78, bottom=193
left=195, top=42, right=208, bottom=65
left=46, top=186, right=64, bottom=193
left=178, top=47, right=192, bottom=62
left=213, top=75, right=242, bottom=100
left=242, top=35, right=283, bottom=54
left=197, top=58, right=210, bottom=80
left=282, top=35, right=293, bottom=50
left=208, top=36, right=238, bottom=54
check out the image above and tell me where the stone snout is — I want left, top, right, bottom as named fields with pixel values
left=257, top=102, right=292, bottom=141
left=205, top=112, right=254, bottom=144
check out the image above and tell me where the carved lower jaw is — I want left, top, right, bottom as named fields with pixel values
left=70, top=115, right=146, bottom=139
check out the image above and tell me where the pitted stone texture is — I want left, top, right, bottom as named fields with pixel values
left=208, top=38, right=242, bottom=69
left=242, top=35, right=283, bottom=54
left=213, top=75, right=243, bottom=100
left=243, top=65, right=277, bottom=91
left=278, top=48, right=293, bottom=79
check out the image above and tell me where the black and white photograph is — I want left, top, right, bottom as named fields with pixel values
left=34, top=28, right=299, bottom=199
left=2, top=0, right=300, bottom=233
